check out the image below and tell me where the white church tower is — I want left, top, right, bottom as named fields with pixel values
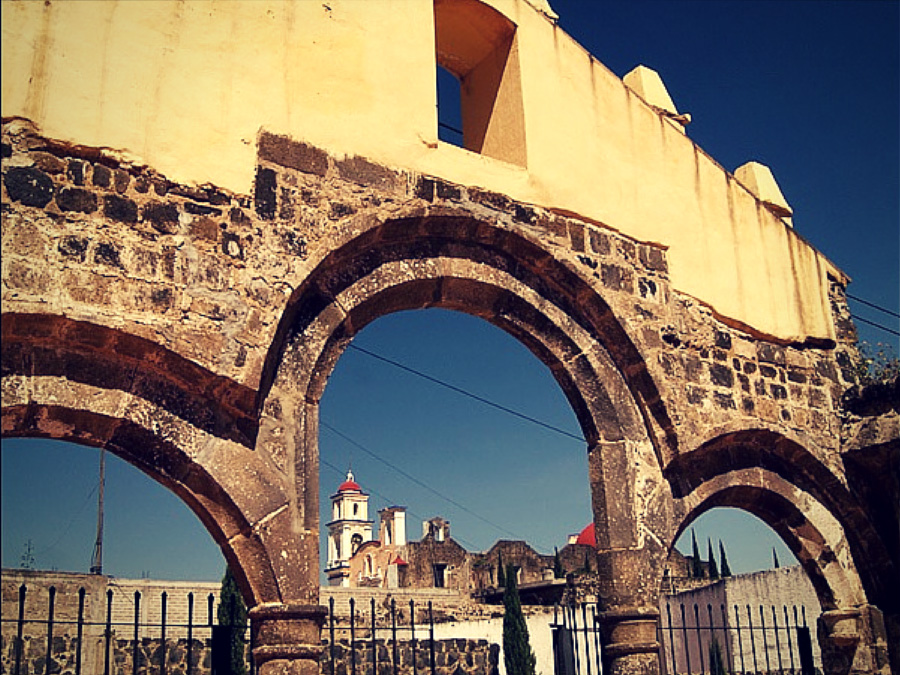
left=325, top=469, right=373, bottom=586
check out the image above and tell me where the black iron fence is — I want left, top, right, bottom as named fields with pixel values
left=1, top=584, right=497, bottom=675
left=551, top=602, right=819, bottom=675
left=1, top=583, right=253, bottom=675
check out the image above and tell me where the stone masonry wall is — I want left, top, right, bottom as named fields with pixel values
left=1, top=120, right=861, bottom=471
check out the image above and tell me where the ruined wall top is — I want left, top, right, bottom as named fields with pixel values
left=1, top=0, right=840, bottom=343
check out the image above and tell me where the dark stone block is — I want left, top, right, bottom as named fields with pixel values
left=787, top=369, right=807, bottom=384
left=134, top=176, right=151, bottom=193
left=684, top=356, right=703, bottom=383
left=638, top=277, right=657, bottom=299
left=1, top=142, right=11, bottom=158
left=67, top=159, right=86, bottom=185
left=58, top=236, right=89, bottom=261
left=32, top=151, right=67, bottom=174
left=713, top=349, right=728, bottom=361
left=4, top=166, right=55, bottom=207
left=184, top=201, right=221, bottom=216
left=618, top=239, right=636, bottom=260
left=513, top=204, right=535, bottom=224
left=741, top=397, right=755, bottom=414
left=258, top=131, right=329, bottom=176
left=714, top=330, right=732, bottom=350
left=743, top=361, right=757, bottom=375
left=601, top=263, right=624, bottom=290
left=103, top=195, right=138, bottom=223
left=254, top=166, right=277, bottom=220
left=590, top=229, right=610, bottom=256
left=95, top=242, right=121, bottom=268
left=56, top=187, right=98, bottom=213
left=757, top=343, right=786, bottom=365
left=92, top=163, right=112, bottom=188
left=469, top=187, right=510, bottom=212
left=142, top=202, right=180, bottom=233
left=770, top=384, right=788, bottom=400
left=639, top=245, right=667, bottom=272
left=709, top=363, right=734, bottom=388
left=113, top=169, right=130, bottom=193
left=568, top=222, right=585, bottom=252
left=336, top=154, right=402, bottom=191
left=416, top=176, right=435, bottom=201
left=759, top=364, right=777, bottom=379
left=435, top=180, right=462, bottom=200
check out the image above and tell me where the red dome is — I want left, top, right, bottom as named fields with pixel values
left=575, top=523, right=596, bottom=547
left=337, top=469, right=362, bottom=493
left=338, top=479, right=362, bottom=493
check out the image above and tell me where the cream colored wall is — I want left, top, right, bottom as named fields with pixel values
left=1, top=0, right=837, bottom=342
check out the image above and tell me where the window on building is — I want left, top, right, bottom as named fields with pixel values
left=351, top=533, right=363, bottom=555
left=433, top=0, right=526, bottom=166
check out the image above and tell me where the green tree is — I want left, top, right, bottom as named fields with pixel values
left=502, top=565, right=537, bottom=675
left=707, top=539, right=719, bottom=580
left=553, top=547, right=564, bottom=579
left=772, top=547, right=780, bottom=569
left=709, top=637, right=727, bottom=675
left=718, top=540, right=732, bottom=577
left=218, top=566, right=248, bottom=675
left=497, top=552, right=506, bottom=588
left=691, top=530, right=703, bottom=578
left=853, top=341, right=900, bottom=384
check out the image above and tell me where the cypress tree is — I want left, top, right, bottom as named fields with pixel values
left=497, top=552, right=506, bottom=588
left=772, top=548, right=780, bottom=569
left=218, top=566, right=248, bottom=675
left=502, top=565, right=537, bottom=675
left=691, top=530, right=704, bottom=578
left=583, top=549, right=592, bottom=573
left=553, top=547, right=564, bottom=579
left=707, top=539, right=719, bottom=580
left=709, top=637, right=726, bottom=675
left=718, top=540, right=732, bottom=577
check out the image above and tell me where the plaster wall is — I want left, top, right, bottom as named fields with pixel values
left=1, top=0, right=837, bottom=343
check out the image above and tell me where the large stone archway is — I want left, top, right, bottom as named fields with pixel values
left=256, top=212, right=674, bottom=674
left=2, top=121, right=895, bottom=675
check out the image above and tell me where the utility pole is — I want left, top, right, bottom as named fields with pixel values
left=90, top=447, right=105, bottom=575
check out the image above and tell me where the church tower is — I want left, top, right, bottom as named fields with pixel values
left=325, top=469, right=373, bottom=587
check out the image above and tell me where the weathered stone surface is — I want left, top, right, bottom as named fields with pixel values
left=3, top=124, right=896, bottom=675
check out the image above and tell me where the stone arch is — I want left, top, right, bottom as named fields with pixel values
left=254, top=211, right=676, bottom=668
left=1, top=314, right=287, bottom=606
left=665, top=429, right=894, bottom=612
left=672, top=469, right=867, bottom=612
left=260, top=212, right=675, bottom=458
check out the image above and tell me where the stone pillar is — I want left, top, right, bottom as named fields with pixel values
left=250, top=603, right=327, bottom=675
left=818, top=605, right=891, bottom=675
left=597, top=606, right=661, bottom=675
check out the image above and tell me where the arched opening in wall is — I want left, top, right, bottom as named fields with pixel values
left=1, top=438, right=226, bottom=581
left=433, top=0, right=527, bottom=166
left=318, top=308, right=590, bottom=589
left=664, top=508, right=823, bottom=673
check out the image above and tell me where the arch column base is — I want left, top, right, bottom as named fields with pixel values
left=818, top=605, right=892, bottom=675
left=597, top=606, right=661, bottom=675
left=250, top=603, right=327, bottom=675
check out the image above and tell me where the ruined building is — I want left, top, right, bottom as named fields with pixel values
left=2, top=1, right=897, bottom=674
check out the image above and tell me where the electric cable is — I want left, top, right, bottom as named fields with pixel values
left=851, top=314, right=900, bottom=337
left=346, top=344, right=585, bottom=443
left=320, top=421, right=546, bottom=547
left=846, top=293, right=900, bottom=319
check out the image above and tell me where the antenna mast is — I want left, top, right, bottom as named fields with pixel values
left=90, top=447, right=106, bottom=575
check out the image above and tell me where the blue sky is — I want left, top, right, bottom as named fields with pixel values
left=2, top=1, right=897, bottom=583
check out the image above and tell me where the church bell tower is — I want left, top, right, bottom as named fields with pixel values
left=324, top=469, right=373, bottom=586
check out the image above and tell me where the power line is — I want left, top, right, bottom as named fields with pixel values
left=846, top=293, right=900, bottom=319
left=320, top=421, right=540, bottom=546
left=851, top=314, right=900, bottom=338
left=346, top=344, right=585, bottom=443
